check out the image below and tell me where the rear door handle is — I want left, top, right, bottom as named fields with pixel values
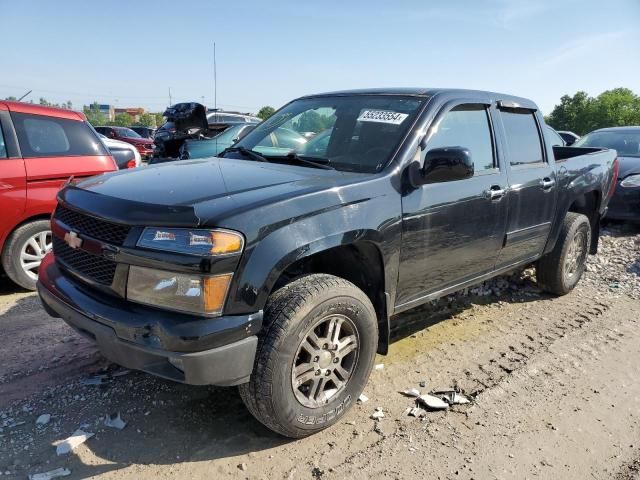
left=540, top=177, right=555, bottom=190
left=485, top=185, right=506, bottom=200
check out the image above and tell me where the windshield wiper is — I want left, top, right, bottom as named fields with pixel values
left=220, top=146, right=268, bottom=162
left=280, top=151, right=335, bottom=170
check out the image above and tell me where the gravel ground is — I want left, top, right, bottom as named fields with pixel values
left=0, top=224, right=638, bottom=479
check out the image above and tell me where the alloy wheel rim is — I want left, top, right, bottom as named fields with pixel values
left=564, top=230, right=587, bottom=279
left=19, top=230, right=52, bottom=281
left=291, top=314, right=359, bottom=409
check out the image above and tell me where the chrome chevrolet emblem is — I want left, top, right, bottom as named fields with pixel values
left=64, top=231, right=83, bottom=249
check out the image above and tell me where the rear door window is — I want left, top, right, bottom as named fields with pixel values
left=500, top=110, right=544, bottom=166
left=0, top=122, right=7, bottom=158
left=11, top=112, right=107, bottom=157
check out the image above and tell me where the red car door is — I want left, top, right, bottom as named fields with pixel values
left=0, top=103, right=27, bottom=250
left=9, top=108, right=115, bottom=218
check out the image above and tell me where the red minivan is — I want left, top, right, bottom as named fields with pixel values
left=0, top=101, right=117, bottom=290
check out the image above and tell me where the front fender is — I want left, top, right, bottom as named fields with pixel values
left=223, top=198, right=400, bottom=315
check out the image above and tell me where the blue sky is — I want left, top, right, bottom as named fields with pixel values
left=1, top=0, right=638, bottom=115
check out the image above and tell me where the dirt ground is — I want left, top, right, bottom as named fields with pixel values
left=1, top=226, right=639, bottom=480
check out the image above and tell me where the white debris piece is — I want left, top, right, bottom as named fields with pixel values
left=452, top=393, right=470, bottom=405
left=371, top=408, right=385, bottom=420
left=36, top=414, right=51, bottom=425
left=434, top=390, right=471, bottom=405
left=55, top=429, right=94, bottom=455
left=417, top=394, right=449, bottom=410
left=104, top=413, right=127, bottom=430
left=374, top=364, right=384, bottom=370
left=408, top=407, right=427, bottom=418
left=357, top=394, right=369, bottom=404
left=401, top=388, right=421, bottom=398
left=28, top=468, right=71, bottom=480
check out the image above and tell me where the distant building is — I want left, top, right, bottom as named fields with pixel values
left=114, top=107, right=145, bottom=122
left=86, top=104, right=115, bottom=121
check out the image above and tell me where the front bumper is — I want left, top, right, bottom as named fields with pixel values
left=37, top=254, right=261, bottom=386
left=606, top=184, right=640, bottom=222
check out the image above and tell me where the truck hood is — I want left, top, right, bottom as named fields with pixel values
left=63, top=158, right=362, bottom=226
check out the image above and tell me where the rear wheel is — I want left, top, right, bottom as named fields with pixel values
left=537, top=212, right=591, bottom=295
left=239, top=274, right=378, bottom=438
left=1, top=220, right=52, bottom=291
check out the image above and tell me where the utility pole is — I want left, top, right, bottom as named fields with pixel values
left=213, top=42, right=217, bottom=119
left=168, top=87, right=172, bottom=106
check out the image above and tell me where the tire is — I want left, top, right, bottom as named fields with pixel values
left=239, top=274, right=378, bottom=438
left=537, top=212, right=591, bottom=295
left=1, top=220, right=52, bottom=291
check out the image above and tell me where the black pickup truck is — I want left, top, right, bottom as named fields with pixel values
left=37, top=88, right=618, bottom=438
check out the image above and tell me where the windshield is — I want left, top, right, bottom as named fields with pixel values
left=233, top=95, right=426, bottom=172
left=116, top=127, right=142, bottom=139
left=574, top=130, right=640, bottom=157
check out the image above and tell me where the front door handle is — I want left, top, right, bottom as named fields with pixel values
left=485, top=185, right=506, bottom=200
left=540, top=177, right=555, bottom=190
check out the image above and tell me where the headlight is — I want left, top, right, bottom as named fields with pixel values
left=137, top=228, right=244, bottom=256
left=620, top=174, right=640, bottom=188
left=127, top=266, right=232, bottom=315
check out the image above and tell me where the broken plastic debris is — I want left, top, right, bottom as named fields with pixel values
left=434, top=390, right=470, bottom=405
left=80, top=376, right=105, bottom=386
left=36, top=414, right=51, bottom=425
left=401, top=388, right=421, bottom=398
left=357, top=394, right=369, bottom=404
left=417, top=394, right=449, bottom=410
left=104, top=413, right=127, bottom=430
left=374, top=364, right=384, bottom=370
left=371, top=408, right=385, bottom=420
left=55, top=429, right=94, bottom=455
left=408, top=407, right=427, bottom=418
left=28, top=468, right=71, bottom=480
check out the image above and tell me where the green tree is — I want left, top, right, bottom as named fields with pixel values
left=4, top=96, right=17, bottom=101
left=83, top=102, right=107, bottom=126
left=257, top=106, right=275, bottom=120
left=113, top=112, right=133, bottom=127
left=294, top=111, right=335, bottom=133
left=136, top=113, right=156, bottom=127
left=154, top=113, right=165, bottom=126
left=547, top=88, right=640, bottom=135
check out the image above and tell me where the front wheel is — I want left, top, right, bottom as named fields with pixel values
left=537, top=212, right=591, bottom=295
left=1, top=220, right=52, bottom=291
left=239, top=274, right=378, bottom=438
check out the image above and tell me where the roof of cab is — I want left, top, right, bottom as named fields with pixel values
left=0, top=100, right=86, bottom=121
left=300, top=87, right=539, bottom=110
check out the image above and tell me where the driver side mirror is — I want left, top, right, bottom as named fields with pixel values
left=409, top=146, right=473, bottom=187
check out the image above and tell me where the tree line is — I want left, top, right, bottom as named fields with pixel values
left=545, top=88, right=640, bottom=135
left=6, top=88, right=639, bottom=135
left=83, top=102, right=163, bottom=128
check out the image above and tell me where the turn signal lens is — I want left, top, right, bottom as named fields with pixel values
left=209, top=231, right=243, bottom=255
left=203, top=273, right=233, bottom=313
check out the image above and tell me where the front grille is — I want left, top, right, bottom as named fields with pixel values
left=53, top=237, right=117, bottom=285
left=55, top=205, right=130, bottom=246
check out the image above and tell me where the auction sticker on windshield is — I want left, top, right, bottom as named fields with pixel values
left=357, top=110, right=409, bottom=125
